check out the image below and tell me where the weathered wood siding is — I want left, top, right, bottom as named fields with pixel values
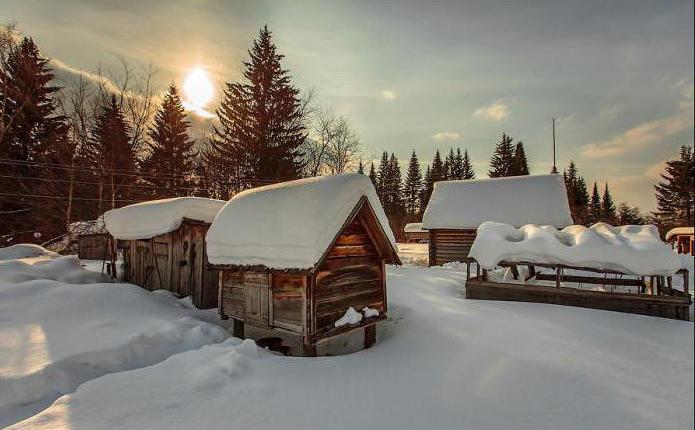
left=77, top=234, right=113, bottom=260
left=405, top=231, right=429, bottom=243
left=272, top=273, right=304, bottom=332
left=466, top=277, right=691, bottom=321
left=429, top=229, right=476, bottom=266
left=120, top=220, right=218, bottom=309
left=313, top=216, right=385, bottom=336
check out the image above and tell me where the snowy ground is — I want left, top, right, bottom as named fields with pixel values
left=396, top=242, right=429, bottom=266
left=2, top=244, right=693, bottom=429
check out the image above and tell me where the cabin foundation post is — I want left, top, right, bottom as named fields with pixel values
left=683, top=271, right=689, bottom=295
left=232, top=319, right=244, bottom=338
left=302, top=343, right=317, bottom=357
left=364, top=324, right=376, bottom=349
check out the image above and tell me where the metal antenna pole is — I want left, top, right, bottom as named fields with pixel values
left=551, top=117, right=558, bottom=174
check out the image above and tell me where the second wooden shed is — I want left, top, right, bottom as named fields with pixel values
left=206, top=174, right=401, bottom=356
left=104, top=197, right=226, bottom=308
left=422, top=174, right=574, bottom=266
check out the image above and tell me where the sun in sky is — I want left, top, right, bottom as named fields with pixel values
left=182, top=67, right=215, bottom=118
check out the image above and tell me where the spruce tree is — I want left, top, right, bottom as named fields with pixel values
left=588, top=182, right=602, bottom=225
left=376, top=151, right=389, bottom=202
left=431, top=150, right=445, bottom=183
left=461, top=149, right=475, bottom=179
left=653, top=146, right=694, bottom=226
left=563, top=161, right=590, bottom=225
left=511, top=141, right=530, bottom=175
left=84, top=95, right=136, bottom=212
left=404, top=150, right=423, bottom=219
left=141, top=84, right=196, bottom=198
left=601, top=183, right=617, bottom=224
left=368, top=162, right=377, bottom=187
left=488, top=133, right=515, bottom=177
left=357, top=160, right=364, bottom=174
left=420, top=165, right=433, bottom=215
left=617, top=203, right=645, bottom=225
left=207, top=25, right=306, bottom=188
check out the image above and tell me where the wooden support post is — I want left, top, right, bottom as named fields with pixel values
left=364, top=324, right=376, bottom=349
left=482, top=269, right=488, bottom=281
left=683, top=271, right=689, bottom=295
left=302, top=343, right=317, bottom=357
left=555, top=266, right=562, bottom=288
left=466, top=261, right=471, bottom=280
left=667, top=276, right=673, bottom=295
left=528, top=265, right=536, bottom=279
left=233, top=319, right=244, bottom=338
left=476, top=263, right=480, bottom=279
left=510, top=265, right=519, bottom=280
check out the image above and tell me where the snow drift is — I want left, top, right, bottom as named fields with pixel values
left=104, top=197, right=226, bottom=240
left=470, top=222, right=685, bottom=276
left=206, top=174, right=396, bottom=269
left=422, top=174, right=573, bottom=229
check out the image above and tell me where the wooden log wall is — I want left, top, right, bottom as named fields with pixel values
left=313, top=217, right=385, bottom=336
left=466, top=277, right=691, bottom=321
left=429, top=229, right=477, bottom=266
left=77, top=234, right=113, bottom=260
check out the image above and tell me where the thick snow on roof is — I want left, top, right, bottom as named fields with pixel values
left=206, top=174, right=397, bottom=270
left=422, top=174, right=573, bottom=230
left=104, top=197, right=226, bottom=240
left=666, top=226, right=694, bottom=240
left=470, top=222, right=685, bottom=276
left=404, top=222, right=426, bottom=233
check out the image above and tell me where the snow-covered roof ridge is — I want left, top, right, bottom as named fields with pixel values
left=206, top=174, right=397, bottom=270
left=104, top=197, right=226, bottom=240
left=470, top=221, right=685, bottom=276
left=404, top=222, right=425, bottom=233
left=666, top=226, right=694, bottom=240
left=422, top=174, right=573, bottom=229
left=68, top=219, right=107, bottom=236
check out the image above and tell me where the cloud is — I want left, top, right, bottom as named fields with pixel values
left=432, top=132, right=460, bottom=141
left=473, top=100, right=509, bottom=121
left=380, top=90, right=397, bottom=100
left=51, top=58, right=125, bottom=96
left=580, top=110, right=692, bottom=158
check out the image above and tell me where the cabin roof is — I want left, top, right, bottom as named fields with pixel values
left=206, top=174, right=398, bottom=270
left=68, top=219, right=107, bottom=236
left=422, top=174, right=574, bottom=230
left=665, top=226, right=694, bottom=240
left=470, top=222, right=685, bottom=276
left=104, top=197, right=226, bottom=240
left=404, top=222, right=426, bottom=233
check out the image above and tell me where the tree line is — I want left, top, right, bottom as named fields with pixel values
left=1, top=22, right=692, bottom=245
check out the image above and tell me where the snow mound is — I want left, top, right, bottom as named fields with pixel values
left=404, top=222, right=425, bottom=233
left=104, top=197, right=226, bottom=240
left=68, top=219, right=107, bottom=236
left=470, top=222, right=685, bottom=276
left=422, top=174, right=573, bottom=229
left=0, top=248, right=229, bottom=426
left=207, top=174, right=397, bottom=269
left=0, top=244, right=59, bottom=261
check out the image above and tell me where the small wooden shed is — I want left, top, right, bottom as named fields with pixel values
left=422, top=175, right=573, bottom=266
left=404, top=222, right=429, bottom=243
left=68, top=219, right=114, bottom=260
left=206, top=174, right=401, bottom=356
left=666, top=227, right=694, bottom=256
left=104, top=197, right=226, bottom=309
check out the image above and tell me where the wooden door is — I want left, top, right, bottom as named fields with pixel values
left=243, top=272, right=270, bottom=327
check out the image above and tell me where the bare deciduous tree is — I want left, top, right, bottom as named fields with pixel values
left=303, top=107, right=361, bottom=176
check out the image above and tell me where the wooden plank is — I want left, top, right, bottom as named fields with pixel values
left=316, top=265, right=381, bottom=287
left=535, top=273, right=644, bottom=286
left=318, top=256, right=377, bottom=272
left=326, top=244, right=376, bottom=259
left=334, top=233, right=371, bottom=246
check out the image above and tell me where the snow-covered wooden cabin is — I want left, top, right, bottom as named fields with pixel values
left=206, top=174, right=401, bottom=356
left=665, top=226, right=694, bottom=255
left=404, top=222, right=429, bottom=243
left=104, top=197, right=226, bottom=309
left=68, top=219, right=113, bottom=260
left=422, top=174, right=573, bottom=266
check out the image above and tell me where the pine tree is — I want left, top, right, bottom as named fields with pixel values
left=368, top=162, right=377, bottom=187
left=511, top=141, right=530, bottom=176
left=420, top=165, right=433, bottom=215
left=617, top=203, right=645, bottom=225
left=653, top=146, right=694, bottom=226
left=588, top=182, right=602, bottom=225
left=207, top=25, right=306, bottom=190
left=404, top=150, right=423, bottom=219
left=0, top=36, right=69, bottom=241
left=461, top=149, right=475, bottom=179
left=84, top=95, right=136, bottom=212
left=357, top=160, right=364, bottom=174
left=563, top=161, right=589, bottom=225
left=443, top=148, right=456, bottom=180
left=488, top=133, right=515, bottom=177
left=601, top=183, right=617, bottom=224
left=141, top=84, right=196, bottom=198
left=376, top=151, right=389, bottom=202
left=431, top=150, right=445, bottom=183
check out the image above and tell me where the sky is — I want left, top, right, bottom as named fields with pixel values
left=1, top=0, right=693, bottom=211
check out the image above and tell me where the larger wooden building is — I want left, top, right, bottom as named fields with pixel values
left=666, top=227, right=694, bottom=256
left=206, top=174, right=401, bottom=356
left=104, top=197, right=226, bottom=309
left=422, top=175, right=573, bottom=266
left=68, top=219, right=114, bottom=260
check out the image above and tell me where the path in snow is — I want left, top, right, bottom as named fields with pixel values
left=9, top=263, right=693, bottom=430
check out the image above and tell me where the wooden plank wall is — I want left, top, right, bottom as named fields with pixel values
left=429, top=229, right=476, bottom=266
left=77, top=234, right=113, bottom=260
left=313, top=216, right=385, bottom=335
left=466, top=278, right=691, bottom=321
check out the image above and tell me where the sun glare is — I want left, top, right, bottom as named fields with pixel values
left=183, top=67, right=215, bottom=117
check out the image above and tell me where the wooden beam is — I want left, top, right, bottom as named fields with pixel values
left=364, top=325, right=376, bottom=349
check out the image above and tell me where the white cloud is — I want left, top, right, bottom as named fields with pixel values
left=432, top=132, right=460, bottom=141
left=473, top=100, right=509, bottom=121
left=380, top=90, right=397, bottom=100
